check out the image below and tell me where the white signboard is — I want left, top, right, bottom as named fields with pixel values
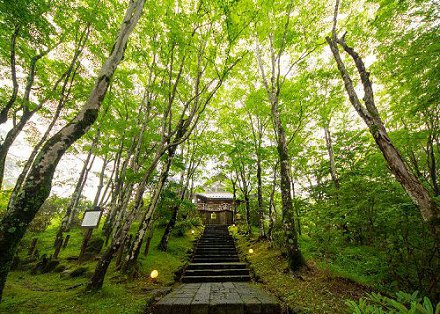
left=81, top=211, right=102, bottom=228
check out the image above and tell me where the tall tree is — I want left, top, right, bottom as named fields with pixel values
left=326, top=0, right=440, bottom=239
left=0, top=0, right=146, bottom=301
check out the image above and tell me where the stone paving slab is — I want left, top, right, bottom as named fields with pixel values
left=153, top=282, right=281, bottom=314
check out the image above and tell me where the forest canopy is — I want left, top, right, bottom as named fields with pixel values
left=0, top=0, right=438, bottom=311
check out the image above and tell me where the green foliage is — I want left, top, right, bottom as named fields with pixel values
left=27, top=196, right=67, bottom=232
left=346, top=291, right=439, bottom=314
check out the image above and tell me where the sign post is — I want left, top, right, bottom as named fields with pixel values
left=79, top=206, right=103, bottom=260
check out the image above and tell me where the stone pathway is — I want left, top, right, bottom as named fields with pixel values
left=153, top=225, right=281, bottom=313
left=182, top=224, right=250, bottom=282
left=153, top=282, right=281, bottom=314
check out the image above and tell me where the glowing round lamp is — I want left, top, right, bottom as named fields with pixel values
left=191, top=230, right=195, bottom=234
left=248, top=248, right=254, bottom=254
left=150, top=270, right=159, bottom=279
left=232, top=224, right=236, bottom=227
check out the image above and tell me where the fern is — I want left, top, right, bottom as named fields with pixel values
left=346, top=291, right=439, bottom=314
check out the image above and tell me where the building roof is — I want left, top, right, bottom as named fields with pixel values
left=195, top=192, right=235, bottom=201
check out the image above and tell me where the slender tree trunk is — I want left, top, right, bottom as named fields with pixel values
left=231, top=177, right=237, bottom=220
left=0, top=43, right=55, bottom=189
left=244, top=194, right=251, bottom=235
left=158, top=171, right=186, bottom=251
left=0, top=25, right=20, bottom=125
left=291, top=180, right=301, bottom=236
left=256, top=157, right=266, bottom=238
left=324, top=125, right=340, bottom=189
left=427, top=133, right=439, bottom=197
left=158, top=204, right=179, bottom=252
left=9, top=24, right=90, bottom=204
left=0, top=0, right=146, bottom=300
left=272, top=102, right=305, bottom=270
left=0, top=115, right=31, bottom=189
left=326, top=27, right=440, bottom=237
left=143, top=225, right=154, bottom=255
left=121, top=148, right=176, bottom=274
left=93, top=155, right=108, bottom=207
left=268, top=164, right=277, bottom=243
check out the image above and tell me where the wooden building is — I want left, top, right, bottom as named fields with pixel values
left=195, top=192, right=238, bottom=225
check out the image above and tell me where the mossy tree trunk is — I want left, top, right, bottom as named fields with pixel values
left=0, top=0, right=146, bottom=301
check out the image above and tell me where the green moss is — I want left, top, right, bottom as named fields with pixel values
left=0, top=222, right=196, bottom=313
left=236, top=234, right=373, bottom=314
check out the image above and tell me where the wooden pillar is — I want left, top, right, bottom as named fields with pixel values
left=63, top=234, right=70, bottom=249
left=79, top=229, right=93, bottom=260
left=28, top=238, right=37, bottom=256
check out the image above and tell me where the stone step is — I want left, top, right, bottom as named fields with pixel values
left=195, top=248, right=237, bottom=254
left=186, top=262, right=248, bottom=270
left=193, top=258, right=240, bottom=263
left=198, top=239, right=235, bottom=244
left=154, top=282, right=281, bottom=314
left=194, top=250, right=237, bottom=257
left=197, top=242, right=235, bottom=247
left=198, top=237, right=234, bottom=240
left=196, top=246, right=236, bottom=249
left=181, top=275, right=251, bottom=283
left=184, top=269, right=250, bottom=276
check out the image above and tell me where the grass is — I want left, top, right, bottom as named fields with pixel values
left=234, top=230, right=374, bottom=314
left=0, top=222, right=199, bottom=314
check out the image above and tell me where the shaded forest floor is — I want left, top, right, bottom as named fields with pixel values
left=0, top=223, right=385, bottom=314
left=0, top=224, right=196, bottom=314
left=235, top=233, right=374, bottom=313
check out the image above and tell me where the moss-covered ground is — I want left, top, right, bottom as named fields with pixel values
left=234, top=230, right=374, bottom=314
left=0, top=222, right=198, bottom=314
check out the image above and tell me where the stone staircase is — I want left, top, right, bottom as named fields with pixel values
left=182, top=224, right=251, bottom=283
left=153, top=224, right=281, bottom=313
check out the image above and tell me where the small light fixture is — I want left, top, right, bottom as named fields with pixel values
left=248, top=248, right=254, bottom=254
left=150, top=270, right=159, bottom=279
left=232, top=224, right=236, bottom=227
left=191, top=230, right=195, bottom=234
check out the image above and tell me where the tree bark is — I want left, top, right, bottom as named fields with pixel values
left=0, top=43, right=55, bottom=189
left=268, top=163, right=278, bottom=243
left=0, top=25, right=20, bottom=125
left=326, top=32, right=440, bottom=238
left=272, top=103, right=305, bottom=270
left=9, top=24, right=90, bottom=206
left=121, top=145, right=177, bottom=274
left=0, top=0, right=146, bottom=300
left=158, top=169, right=187, bottom=252
left=324, top=125, right=340, bottom=189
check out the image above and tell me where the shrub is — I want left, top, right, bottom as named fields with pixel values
left=28, top=195, right=67, bottom=232
left=346, top=291, right=439, bottom=314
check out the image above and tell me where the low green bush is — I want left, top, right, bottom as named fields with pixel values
left=346, top=291, right=439, bottom=314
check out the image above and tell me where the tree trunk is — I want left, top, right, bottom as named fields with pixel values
left=244, top=194, right=251, bottom=235
left=0, top=25, right=20, bottom=125
left=268, top=165, right=277, bottom=243
left=427, top=133, right=439, bottom=197
left=256, top=157, right=266, bottom=238
left=158, top=203, right=179, bottom=252
left=0, top=0, right=146, bottom=300
left=326, top=33, right=440, bottom=238
left=0, top=111, right=34, bottom=189
left=54, top=136, right=97, bottom=247
left=158, top=170, right=187, bottom=251
left=93, top=155, right=108, bottom=207
left=121, top=149, right=176, bottom=274
left=291, top=180, right=301, bottom=236
left=144, top=225, right=154, bottom=255
left=272, top=102, right=305, bottom=270
left=324, top=125, right=340, bottom=189
left=9, top=24, right=89, bottom=205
